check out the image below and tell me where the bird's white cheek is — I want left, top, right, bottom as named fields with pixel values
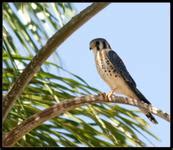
left=92, top=49, right=97, bottom=55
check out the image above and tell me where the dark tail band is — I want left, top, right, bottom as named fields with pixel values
left=146, top=112, right=158, bottom=124
left=133, top=87, right=158, bottom=124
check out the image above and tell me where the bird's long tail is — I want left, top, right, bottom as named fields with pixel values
left=133, top=88, right=158, bottom=124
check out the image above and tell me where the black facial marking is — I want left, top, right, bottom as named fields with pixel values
left=90, top=38, right=111, bottom=50
left=108, top=44, right=111, bottom=49
left=103, top=41, right=107, bottom=49
left=96, top=41, right=100, bottom=50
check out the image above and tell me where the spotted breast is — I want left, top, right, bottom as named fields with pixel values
left=95, top=49, right=137, bottom=99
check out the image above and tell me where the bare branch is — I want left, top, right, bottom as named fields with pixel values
left=3, top=93, right=170, bottom=147
left=2, top=3, right=110, bottom=122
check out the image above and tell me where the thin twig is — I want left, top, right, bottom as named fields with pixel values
left=2, top=3, right=110, bottom=122
left=3, top=93, right=170, bottom=147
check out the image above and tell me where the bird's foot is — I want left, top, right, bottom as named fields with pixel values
left=98, top=92, right=106, bottom=98
left=106, top=89, right=116, bottom=101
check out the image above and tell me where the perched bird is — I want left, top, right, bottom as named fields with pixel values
left=89, top=38, right=158, bottom=124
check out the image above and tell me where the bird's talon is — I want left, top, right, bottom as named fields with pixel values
left=106, top=89, right=116, bottom=101
left=106, top=93, right=113, bottom=101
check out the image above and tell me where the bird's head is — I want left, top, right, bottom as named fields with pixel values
left=89, top=38, right=111, bottom=53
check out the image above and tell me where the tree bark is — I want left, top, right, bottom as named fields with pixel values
left=3, top=93, right=170, bottom=147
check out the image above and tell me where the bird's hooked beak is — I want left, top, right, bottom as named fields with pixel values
left=89, top=42, right=95, bottom=51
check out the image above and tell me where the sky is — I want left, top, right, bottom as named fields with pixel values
left=55, top=3, right=170, bottom=147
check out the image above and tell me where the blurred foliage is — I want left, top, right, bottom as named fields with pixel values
left=3, top=2, right=158, bottom=147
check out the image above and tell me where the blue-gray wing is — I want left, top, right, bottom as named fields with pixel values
left=107, top=50, right=158, bottom=123
left=107, top=50, right=136, bottom=88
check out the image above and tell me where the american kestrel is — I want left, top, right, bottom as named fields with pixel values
left=89, top=38, right=158, bottom=124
